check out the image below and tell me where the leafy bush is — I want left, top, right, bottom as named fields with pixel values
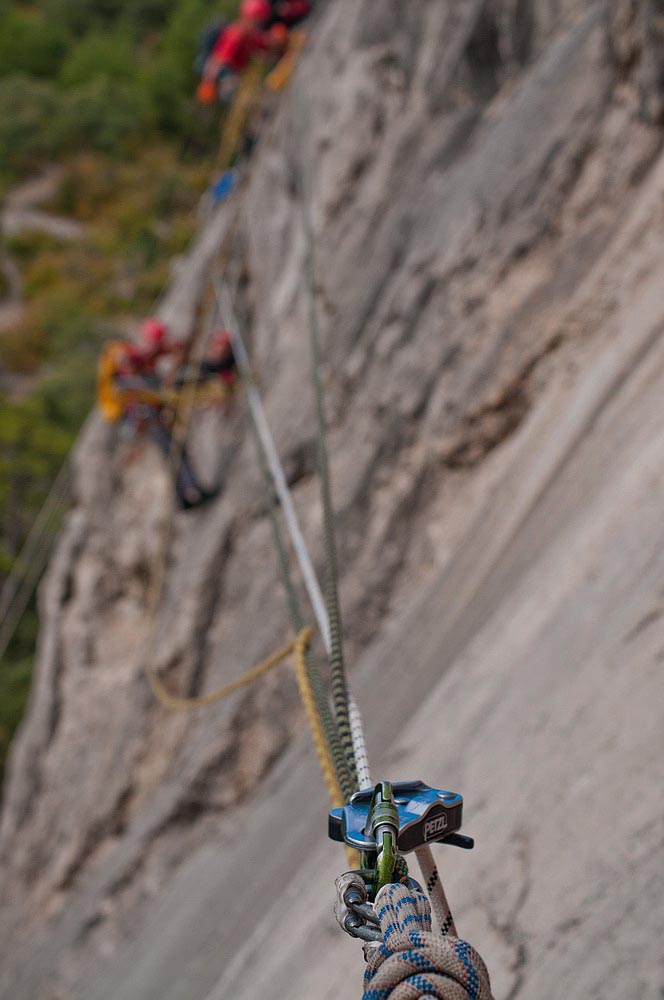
left=0, top=76, right=63, bottom=178
left=41, top=0, right=129, bottom=36
left=60, top=75, right=155, bottom=154
left=59, top=33, right=138, bottom=88
left=0, top=319, right=47, bottom=373
left=0, top=74, right=153, bottom=181
left=0, top=395, right=73, bottom=530
left=122, top=0, right=180, bottom=35
left=0, top=10, right=68, bottom=79
left=4, top=231, right=66, bottom=263
left=142, top=52, right=189, bottom=135
left=0, top=657, right=33, bottom=782
left=0, top=0, right=245, bottom=785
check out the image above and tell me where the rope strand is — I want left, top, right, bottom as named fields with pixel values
left=146, top=633, right=303, bottom=711
left=214, top=279, right=355, bottom=801
left=299, top=153, right=358, bottom=791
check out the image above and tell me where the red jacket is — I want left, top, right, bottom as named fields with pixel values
left=211, top=22, right=273, bottom=73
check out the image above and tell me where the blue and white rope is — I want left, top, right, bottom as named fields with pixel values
left=363, top=883, right=494, bottom=1000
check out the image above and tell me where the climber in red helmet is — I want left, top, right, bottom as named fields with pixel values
left=118, top=317, right=179, bottom=378
left=245, top=0, right=312, bottom=29
left=104, top=321, right=225, bottom=511
left=202, top=0, right=286, bottom=80
left=241, top=0, right=272, bottom=22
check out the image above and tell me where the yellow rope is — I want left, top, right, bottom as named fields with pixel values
left=265, top=30, right=307, bottom=93
left=292, top=629, right=361, bottom=869
left=217, top=61, right=264, bottom=171
left=292, top=629, right=341, bottom=807
left=147, top=625, right=361, bottom=867
left=140, top=239, right=361, bottom=866
left=145, top=633, right=302, bottom=711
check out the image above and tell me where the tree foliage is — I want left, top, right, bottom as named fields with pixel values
left=0, top=0, right=241, bottom=778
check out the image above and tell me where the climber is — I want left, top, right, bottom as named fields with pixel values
left=97, top=323, right=222, bottom=512
left=195, top=18, right=235, bottom=105
left=97, top=321, right=168, bottom=424
left=171, top=329, right=238, bottom=414
left=253, top=0, right=312, bottom=29
left=200, top=0, right=287, bottom=86
left=118, top=317, right=181, bottom=379
left=195, top=18, right=228, bottom=77
left=144, top=332, right=236, bottom=509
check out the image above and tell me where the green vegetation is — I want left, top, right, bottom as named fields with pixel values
left=0, top=0, right=240, bottom=781
left=0, top=0, right=242, bottom=189
left=0, top=658, right=33, bottom=778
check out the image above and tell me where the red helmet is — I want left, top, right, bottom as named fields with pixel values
left=211, top=330, right=233, bottom=355
left=241, top=0, right=271, bottom=22
left=141, top=317, right=167, bottom=347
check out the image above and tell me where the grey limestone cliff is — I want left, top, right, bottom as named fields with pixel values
left=2, top=2, right=664, bottom=998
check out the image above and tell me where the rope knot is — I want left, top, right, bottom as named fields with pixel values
left=363, top=883, right=494, bottom=1000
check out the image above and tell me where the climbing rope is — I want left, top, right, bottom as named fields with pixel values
left=214, top=281, right=331, bottom=648
left=264, top=29, right=307, bottom=92
left=292, top=627, right=360, bottom=868
left=139, top=226, right=361, bottom=846
left=349, top=695, right=372, bottom=791
left=363, top=883, right=494, bottom=1000
left=214, top=278, right=356, bottom=803
left=290, top=89, right=494, bottom=1000
left=217, top=61, right=265, bottom=171
left=0, top=458, right=72, bottom=664
left=414, top=846, right=457, bottom=938
left=299, top=147, right=359, bottom=793
left=146, top=631, right=305, bottom=711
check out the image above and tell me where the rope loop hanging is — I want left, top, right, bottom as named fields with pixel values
left=145, top=631, right=306, bottom=711
left=363, top=883, right=494, bottom=1000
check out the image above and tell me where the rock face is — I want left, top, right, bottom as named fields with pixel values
left=2, top=2, right=664, bottom=998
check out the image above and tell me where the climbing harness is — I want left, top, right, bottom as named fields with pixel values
left=97, top=343, right=235, bottom=426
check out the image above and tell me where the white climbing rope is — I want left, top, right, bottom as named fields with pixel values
left=415, top=845, right=456, bottom=937
left=214, top=279, right=371, bottom=785
left=215, top=280, right=332, bottom=653
left=349, top=696, right=372, bottom=790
